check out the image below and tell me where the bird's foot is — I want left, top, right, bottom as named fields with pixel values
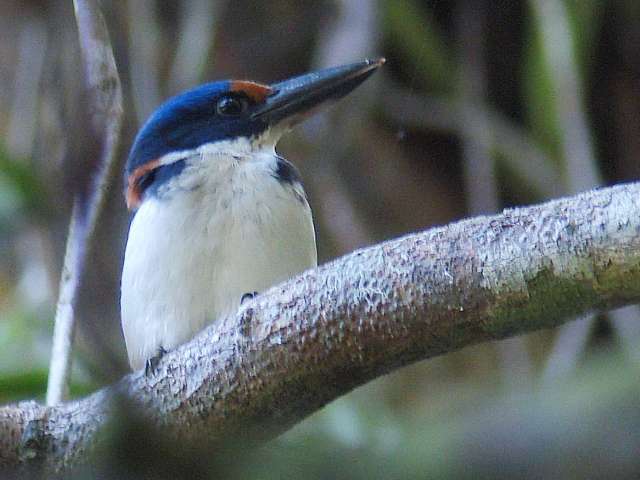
left=144, top=345, right=167, bottom=376
left=241, top=291, right=258, bottom=304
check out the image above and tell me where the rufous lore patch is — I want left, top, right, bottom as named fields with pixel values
left=126, top=159, right=160, bottom=210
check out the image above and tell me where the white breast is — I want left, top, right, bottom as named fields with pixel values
left=120, top=150, right=317, bottom=370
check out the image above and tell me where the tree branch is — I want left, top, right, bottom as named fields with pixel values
left=46, top=0, right=123, bottom=406
left=5, top=182, right=640, bottom=472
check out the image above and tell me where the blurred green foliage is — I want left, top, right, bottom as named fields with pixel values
left=0, top=143, right=48, bottom=231
left=522, top=22, right=563, bottom=162
left=384, top=0, right=455, bottom=94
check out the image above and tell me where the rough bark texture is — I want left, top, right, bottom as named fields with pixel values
left=2, top=182, right=640, bottom=473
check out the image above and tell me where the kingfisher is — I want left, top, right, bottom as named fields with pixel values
left=120, top=58, right=384, bottom=371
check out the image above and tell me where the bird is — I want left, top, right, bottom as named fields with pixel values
left=121, top=58, right=384, bottom=371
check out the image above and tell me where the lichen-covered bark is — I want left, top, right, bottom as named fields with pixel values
left=2, top=182, right=640, bottom=473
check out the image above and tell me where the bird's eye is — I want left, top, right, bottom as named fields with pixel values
left=216, top=95, right=248, bottom=116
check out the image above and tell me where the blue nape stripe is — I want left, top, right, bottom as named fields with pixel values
left=143, top=159, right=187, bottom=199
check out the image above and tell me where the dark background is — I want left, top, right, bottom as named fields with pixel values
left=0, top=0, right=639, bottom=477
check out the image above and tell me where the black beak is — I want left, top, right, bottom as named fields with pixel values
left=251, top=58, right=385, bottom=124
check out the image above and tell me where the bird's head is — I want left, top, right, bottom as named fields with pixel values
left=124, top=58, right=385, bottom=210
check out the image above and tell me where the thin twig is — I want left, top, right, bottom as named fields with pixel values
left=126, top=0, right=161, bottom=123
left=46, top=0, right=123, bottom=406
left=380, top=80, right=564, bottom=199
left=457, top=1, right=497, bottom=215
left=167, top=0, right=219, bottom=94
left=304, top=0, right=379, bottom=252
left=530, top=0, right=601, bottom=192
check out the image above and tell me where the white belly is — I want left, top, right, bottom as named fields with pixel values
left=121, top=155, right=317, bottom=370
